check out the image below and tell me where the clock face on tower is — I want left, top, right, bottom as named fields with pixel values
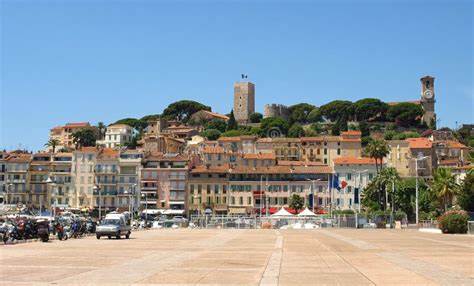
left=423, top=89, right=433, bottom=100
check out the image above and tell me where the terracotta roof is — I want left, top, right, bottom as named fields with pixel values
left=341, top=131, right=362, bottom=136
left=277, top=160, right=326, bottom=166
left=145, top=153, right=189, bottom=162
left=446, top=140, right=468, bottom=149
left=108, top=124, right=131, bottom=128
left=334, top=157, right=376, bottom=165
left=7, top=154, right=32, bottom=163
left=341, top=138, right=362, bottom=143
left=407, top=138, right=432, bottom=149
left=100, top=148, right=119, bottom=156
left=301, top=137, right=323, bottom=142
left=243, top=153, right=276, bottom=160
left=64, top=122, right=90, bottom=128
left=196, top=110, right=230, bottom=120
left=33, top=153, right=52, bottom=157
left=240, top=135, right=257, bottom=140
left=203, top=147, right=225, bottom=154
left=322, top=136, right=341, bottom=142
left=190, top=165, right=231, bottom=174
left=218, top=137, right=241, bottom=142
left=51, top=126, right=63, bottom=131
left=231, top=165, right=332, bottom=175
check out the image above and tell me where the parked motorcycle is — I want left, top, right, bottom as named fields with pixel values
left=36, top=219, right=50, bottom=242
left=54, top=221, right=67, bottom=241
left=3, top=221, right=20, bottom=244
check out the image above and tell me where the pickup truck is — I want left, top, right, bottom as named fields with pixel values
left=96, top=212, right=131, bottom=239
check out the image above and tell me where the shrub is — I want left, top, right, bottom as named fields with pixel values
left=394, top=211, right=407, bottom=221
left=437, top=210, right=469, bottom=234
left=333, top=209, right=355, bottom=215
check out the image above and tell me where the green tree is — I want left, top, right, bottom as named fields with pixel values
left=365, top=139, right=390, bottom=174
left=44, top=138, right=60, bottom=153
left=384, top=130, right=396, bottom=140
left=457, top=173, right=474, bottom=211
left=352, top=98, right=389, bottom=121
left=431, top=168, right=461, bottom=212
left=377, top=167, right=400, bottom=210
left=319, top=100, right=353, bottom=122
left=226, top=110, right=238, bottom=131
left=249, top=112, right=263, bottom=123
left=310, top=123, right=323, bottom=134
left=387, top=103, right=423, bottom=127
left=72, top=129, right=97, bottom=149
left=289, top=193, right=304, bottom=213
left=114, top=118, right=147, bottom=132
left=307, top=108, right=321, bottom=123
left=288, top=123, right=304, bottom=138
left=260, top=117, right=290, bottom=137
left=204, top=119, right=227, bottom=133
left=201, top=129, right=221, bottom=140
left=162, top=100, right=211, bottom=122
left=304, top=128, right=317, bottom=137
left=140, top=114, right=162, bottom=122
left=220, top=130, right=242, bottom=137
left=288, top=103, right=316, bottom=124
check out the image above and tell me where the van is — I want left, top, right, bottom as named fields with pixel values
left=96, top=212, right=131, bottom=239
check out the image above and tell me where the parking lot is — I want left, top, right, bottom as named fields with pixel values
left=0, top=229, right=473, bottom=285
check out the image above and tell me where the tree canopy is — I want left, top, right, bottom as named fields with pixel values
left=288, top=123, right=304, bottom=138
left=249, top=112, right=263, bottom=123
left=226, top=110, right=238, bottom=131
left=289, top=194, right=304, bottom=213
left=114, top=118, right=147, bottom=131
left=387, top=102, right=423, bottom=127
left=72, top=129, right=97, bottom=149
left=260, top=117, right=290, bottom=137
left=288, top=103, right=316, bottom=124
left=204, top=119, right=227, bottom=133
left=201, top=129, right=221, bottom=141
left=162, top=100, right=211, bottom=122
left=352, top=98, right=389, bottom=121
left=318, top=100, right=353, bottom=122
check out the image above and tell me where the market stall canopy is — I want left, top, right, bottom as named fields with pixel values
left=271, top=207, right=294, bottom=217
left=297, top=207, right=317, bottom=217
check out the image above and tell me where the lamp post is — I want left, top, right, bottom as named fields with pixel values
left=93, top=185, right=101, bottom=220
left=46, top=177, right=57, bottom=218
left=141, top=193, right=148, bottom=227
left=352, top=169, right=368, bottom=213
left=413, top=155, right=428, bottom=225
left=6, top=183, right=13, bottom=206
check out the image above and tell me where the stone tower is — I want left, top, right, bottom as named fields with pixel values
left=420, top=76, right=436, bottom=126
left=233, top=82, right=255, bottom=123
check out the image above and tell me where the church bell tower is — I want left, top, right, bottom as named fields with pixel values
left=420, top=76, right=436, bottom=127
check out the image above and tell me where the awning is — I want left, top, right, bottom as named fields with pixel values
left=297, top=207, right=317, bottom=217
left=142, top=209, right=163, bottom=214
left=271, top=207, right=294, bottom=217
left=163, top=209, right=184, bottom=215
left=169, top=201, right=185, bottom=205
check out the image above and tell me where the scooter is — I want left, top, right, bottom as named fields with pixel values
left=54, top=221, right=67, bottom=241
left=36, top=219, right=50, bottom=242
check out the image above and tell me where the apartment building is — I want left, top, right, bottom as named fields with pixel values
left=116, top=150, right=143, bottom=212
left=51, top=153, right=74, bottom=208
left=94, top=148, right=120, bottom=210
left=141, top=153, right=189, bottom=215
left=333, top=157, right=378, bottom=210
left=49, top=122, right=91, bottom=150
left=96, top=124, right=133, bottom=148
left=433, top=140, right=469, bottom=168
left=0, top=152, right=7, bottom=204
left=72, top=147, right=97, bottom=208
left=387, top=138, right=434, bottom=178
left=386, top=140, right=411, bottom=177
left=5, top=153, right=31, bottom=206
left=29, top=153, right=51, bottom=210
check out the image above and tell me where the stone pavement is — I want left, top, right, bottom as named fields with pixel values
left=0, top=229, right=473, bottom=285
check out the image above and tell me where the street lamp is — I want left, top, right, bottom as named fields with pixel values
left=93, top=185, right=101, bottom=220
left=352, top=169, right=368, bottom=213
left=46, top=177, right=57, bottom=218
left=412, top=155, right=429, bottom=225
left=141, top=193, right=148, bottom=227
left=6, top=183, right=13, bottom=206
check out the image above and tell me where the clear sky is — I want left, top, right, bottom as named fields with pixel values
left=1, top=0, right=472, bottom=151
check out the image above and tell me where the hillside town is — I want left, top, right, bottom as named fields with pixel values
left=1, top=75, right=473, bottom=223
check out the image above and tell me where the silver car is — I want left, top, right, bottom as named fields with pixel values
left=96, top=218, right=131, bottom=239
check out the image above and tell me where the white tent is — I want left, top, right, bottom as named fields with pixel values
left=271, top=207, right=294, bottom=217
left=297, top=207, right=317, bottom=217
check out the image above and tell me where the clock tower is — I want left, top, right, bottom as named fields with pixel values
left=420, top=76, right=436, bottom=127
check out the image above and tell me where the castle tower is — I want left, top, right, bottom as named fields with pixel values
left=420, top=76, right=436, bottom=127
left=234, top=82, right=255, bottom=123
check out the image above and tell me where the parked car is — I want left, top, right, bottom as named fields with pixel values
left=96, top=212, right=131, bottom=239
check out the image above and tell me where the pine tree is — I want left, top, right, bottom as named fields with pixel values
left=227, top=110, right=238, bottom=131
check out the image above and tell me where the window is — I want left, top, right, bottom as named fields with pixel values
left=347, top=173, right=352, bottom=180
left=368, top=173, right=374, bottom=180
left=324, top=159, right=328, bottom=164
left=206, top=185, right=211, bottom=194
left=347, top=186, right=352, bottom=193
left=324, top=149, right=327, bottom=155
left=337, top=149, right=341, bottom=155
left=239, top=197, right=243, bottom=205
left=247, top=197, right=251, bottom=205
left=197, top=185, right=202, bottom=194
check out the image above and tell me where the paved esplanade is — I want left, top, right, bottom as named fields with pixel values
left=1, top=229, right=473, bottom=285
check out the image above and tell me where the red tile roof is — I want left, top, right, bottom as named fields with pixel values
left=218, top=137, right=241, bottom=142
left=407, top=138, right=432, bottom=149
left=203, top=147, right=225, bottom=154
left=446, top=140, right=468, bottom=149
left=334, top=157, right=376, bottom=165
left=231, top=165, right=333, bottom=174
left=243, top=153, right=276, bottom=160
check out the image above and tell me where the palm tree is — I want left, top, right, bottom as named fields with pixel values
left=378, top=167, right=400, bottom=210
left=97, top=122, right=106, bottom=140
left=44, top=138, right=60, bottom=153
left=365, top=139, right=390, bottom=174
left=431, top=168, right=461, bottom=212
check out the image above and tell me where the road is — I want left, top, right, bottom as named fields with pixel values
left=0, top=229, right=473, bottom=285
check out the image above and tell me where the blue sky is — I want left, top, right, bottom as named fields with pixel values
left=1, top=0, right=472, bottom=151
